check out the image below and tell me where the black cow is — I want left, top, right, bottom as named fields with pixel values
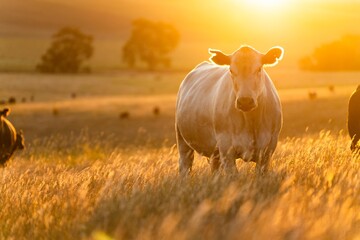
left=348, top=85, right=360, bottom=153
left=0, top=108, right=25, bottom=166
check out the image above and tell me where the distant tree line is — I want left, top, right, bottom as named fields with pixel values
left=299, top=35, right=360, bottom=71
left=37, top=19, right=180, bottom=74
left=37, top=27, right=93, bottom=73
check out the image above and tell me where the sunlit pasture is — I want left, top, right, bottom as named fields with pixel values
left=1, top=0, right=360, bottom=238
left=0, top=70, right=359, bottom=239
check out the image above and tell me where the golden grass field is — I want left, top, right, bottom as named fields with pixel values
left=0, top=70, right=359, bottom=239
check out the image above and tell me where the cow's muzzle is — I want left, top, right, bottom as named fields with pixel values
left=236, top=97, right=256, bottom=112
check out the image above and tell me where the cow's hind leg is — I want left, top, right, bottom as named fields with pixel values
left=256, top=143, right=277, bottom=175
left=176, top=125, right=194, bottom=176
left=210, top=148, right=220, bottom=173
left=256, top=152, right=270, bottom=175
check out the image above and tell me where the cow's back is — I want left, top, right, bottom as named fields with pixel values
left=176, top=62, right=228, bottom=156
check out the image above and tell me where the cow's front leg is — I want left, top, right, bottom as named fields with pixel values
left=219, top=146, right=237, bottom=174
left=256, top=141, right=276, bottom=175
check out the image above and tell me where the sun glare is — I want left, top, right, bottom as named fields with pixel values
left=245, top=0, right=288, bottom=10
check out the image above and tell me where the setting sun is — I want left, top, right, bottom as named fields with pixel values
left=245, top=0, right=289, bottom=9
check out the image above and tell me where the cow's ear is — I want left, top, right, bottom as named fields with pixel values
left=209, top=49, right=231, bottom=65
left=262, top=47, right=284, bottom=66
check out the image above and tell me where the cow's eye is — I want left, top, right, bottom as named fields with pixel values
left=230, top=69, right=236, bottom=76
left=257, top=67, right=262, bottom=73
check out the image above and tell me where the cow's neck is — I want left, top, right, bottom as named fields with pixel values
left=242, top=92, right=268, bottom=160
left=241, top=90, right=269, bottom=139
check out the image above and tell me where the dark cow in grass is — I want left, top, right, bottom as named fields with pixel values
left=348, top=85, right=360, bottom=153
left=0, top=108, right=25, bottom=166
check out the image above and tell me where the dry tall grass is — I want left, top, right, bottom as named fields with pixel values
left=0, top=72, right=359, bottom=239
left=0, top=131, right=358, bottom=240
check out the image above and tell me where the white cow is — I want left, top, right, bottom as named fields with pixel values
left=175, top=45, right=284, bottom=175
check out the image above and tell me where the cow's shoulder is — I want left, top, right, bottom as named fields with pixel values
left=349, top=88, right=360, bottom=117
left=194, top=61, right=227, bottom=72
left=0, top=116, right=16, bottom=136
left=182, top=62, right=225, bottom=85
left=349, top=88, right=360, bottom=108
left=196, top=61, right=212, bottom=69
left=351, top=87, right=360, bottom=100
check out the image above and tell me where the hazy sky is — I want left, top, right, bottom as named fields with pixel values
left=1, top=0, right=360, bottom=68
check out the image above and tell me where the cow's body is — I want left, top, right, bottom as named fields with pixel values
left=175, top=45, right=283, bottom=175
left=348, top=85, right=360, bottom=152
left=0, top=108, right=25, bottom=166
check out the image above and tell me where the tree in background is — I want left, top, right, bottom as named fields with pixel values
left=299, top=35, right=360, bottom=71
left=122, top=19, right=180, bottom=70
left=37, top=27, right=94, bottom=73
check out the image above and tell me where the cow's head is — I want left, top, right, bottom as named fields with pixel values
left=209, top=46, right=283, bottom=112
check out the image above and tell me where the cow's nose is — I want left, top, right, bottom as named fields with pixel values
left=236, top=97, right=256, bottom=111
